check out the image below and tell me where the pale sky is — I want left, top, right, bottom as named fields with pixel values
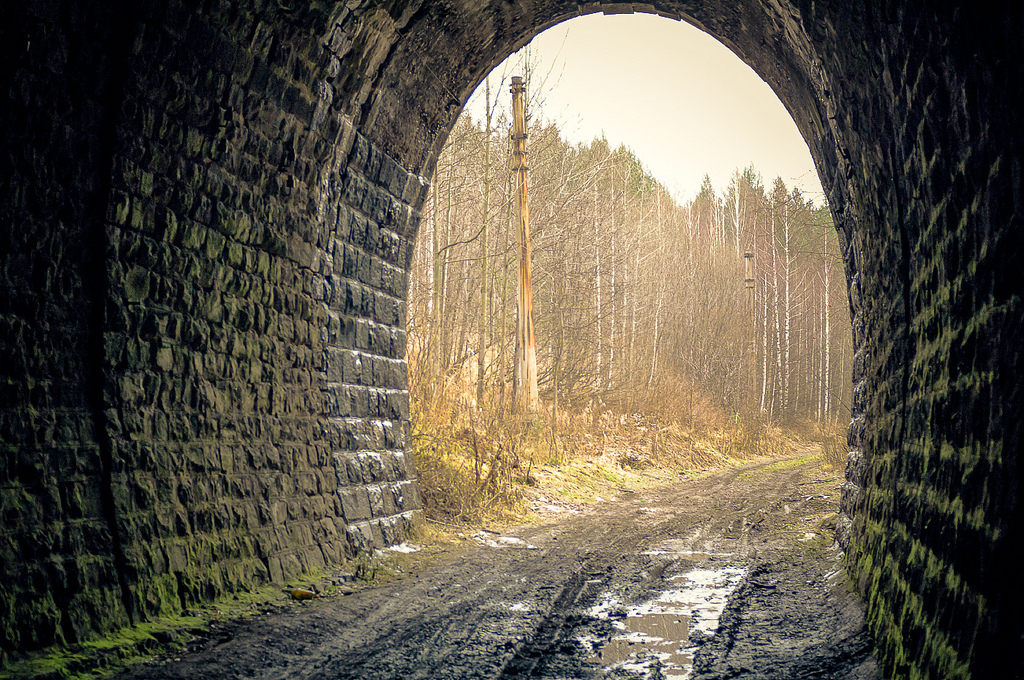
left=464, top=13, right=824, bottom=203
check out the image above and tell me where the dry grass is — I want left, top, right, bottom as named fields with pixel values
left=410, top=392, right=531, bottom=525
left=821, top=431, right=849, bottom=471
left=791, top=420, right=849, bottom=471
left=408, top=353, right=802, bottom=527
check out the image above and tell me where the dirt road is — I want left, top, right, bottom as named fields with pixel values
left=118, top=451, right=880, bottom=680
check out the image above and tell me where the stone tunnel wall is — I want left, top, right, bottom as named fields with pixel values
left=2, top=1, right=1023, bottom=679
left=99, top=0, right=425, bottom=627
left=1, top=0, right=424, bottom=653
left=0, top=1, right=133, bottom=652
left=825, top=5, right=1024, bottom=679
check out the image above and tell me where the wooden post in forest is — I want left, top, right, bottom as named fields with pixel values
left=744, top=251, right=754, bottom=315
left=511, top=76, right=538, bottom=414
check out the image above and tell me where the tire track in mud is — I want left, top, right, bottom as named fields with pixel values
left=117, top=452, right=877, bottom=680
left=496, top=457, right=817, bottom=678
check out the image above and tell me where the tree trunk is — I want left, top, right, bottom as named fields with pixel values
left=476, top=77, right=492, bottom=404
left=823, top=222, right=832, bottom=422
left=783, top=199, right=791, bottom=418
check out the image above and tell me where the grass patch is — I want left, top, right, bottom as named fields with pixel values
left=767, top=453, right=822, bottom=471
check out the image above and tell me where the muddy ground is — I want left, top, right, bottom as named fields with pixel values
left=117, top=451, right=881, bottom=680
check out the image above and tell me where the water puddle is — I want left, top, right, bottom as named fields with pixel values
left=641, top=550, right=731, bottom=560
left=579, top=563, right=746, bottom=679
left=472, top=531, right=538, bottom=549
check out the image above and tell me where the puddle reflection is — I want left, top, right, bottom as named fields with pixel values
left=593, top=613, right=692, bottom=678
left=581, top=561, right=746, bottom=679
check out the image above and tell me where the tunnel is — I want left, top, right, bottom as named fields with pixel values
left=1, top=1, right=1021, bottom=678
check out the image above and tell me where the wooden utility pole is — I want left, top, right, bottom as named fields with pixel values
left=744, top=251, right=755, bottom=314
left=511, top=76, right=538, bottom=413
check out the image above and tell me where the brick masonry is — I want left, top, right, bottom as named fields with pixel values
left=1, top=1, right=1021, bottom=679
left=1, top=0, right=426, bottom=653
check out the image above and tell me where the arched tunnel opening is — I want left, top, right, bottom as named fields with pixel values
left=406, top=12, right=853, bottom=528
left=0, top=1, right=1021, bottom=679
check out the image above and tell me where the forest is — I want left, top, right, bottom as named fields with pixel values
left=406, top=78, right=852, bottom=522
